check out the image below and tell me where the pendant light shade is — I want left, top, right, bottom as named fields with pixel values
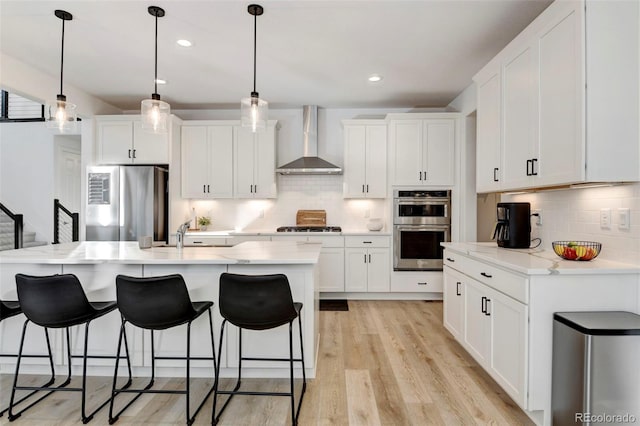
left=141, top=6, right=170, bottom=134
left=46, top=10, right=77, bottom=133
left=241, top=4, right=268, bottom=132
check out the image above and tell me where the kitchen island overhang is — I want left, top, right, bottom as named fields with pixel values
left=0, top=241, right=321, bottom=379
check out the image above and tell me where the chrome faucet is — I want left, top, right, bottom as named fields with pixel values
left=176, top=220, right=191, bottom=249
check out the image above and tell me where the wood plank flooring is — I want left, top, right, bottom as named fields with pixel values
left=0, top=301, right=533, bottom=425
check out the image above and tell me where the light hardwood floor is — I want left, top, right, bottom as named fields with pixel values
left=0, top=301, right=533, bottom=425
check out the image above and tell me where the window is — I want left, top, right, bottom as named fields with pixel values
left=0, top=90, right=45, bottom=122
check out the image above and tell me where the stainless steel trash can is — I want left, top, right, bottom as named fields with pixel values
left=552, top=311, right=640, bottom=426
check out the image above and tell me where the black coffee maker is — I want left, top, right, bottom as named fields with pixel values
left=493, top=202, right=531, bottom=248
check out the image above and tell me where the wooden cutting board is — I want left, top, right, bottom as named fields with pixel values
left=296, top=210, right=327, bottom=227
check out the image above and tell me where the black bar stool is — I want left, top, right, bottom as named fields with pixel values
left=212, top=273, right=307, bottom=426
left=109, top=274, right=216, bottom=426
left=8, top=273, right=129, bottom=423
left=0, top=300, right=56, bottom=418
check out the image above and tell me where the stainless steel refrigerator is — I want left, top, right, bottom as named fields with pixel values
left=86, top=165, right=168, bottom=242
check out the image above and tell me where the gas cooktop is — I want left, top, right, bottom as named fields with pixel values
left=276, top=226, right=342, bottom=233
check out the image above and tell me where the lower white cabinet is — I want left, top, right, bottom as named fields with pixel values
left=442, top=268, right=464, bottom=340
left=344, top=236, right=390, bottom=292
left=390, top=271, right=443, bottom=293
left=271, top=235, right=345, bottom=292
left=445, top=262, right=528, bottom=410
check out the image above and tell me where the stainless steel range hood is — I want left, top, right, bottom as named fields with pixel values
left=276, top=105, right=342, bottom=175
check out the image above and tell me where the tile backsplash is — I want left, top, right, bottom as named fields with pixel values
left=189, top=175, right=389, bottom=233
left=503, top=182, right=640, bottom=264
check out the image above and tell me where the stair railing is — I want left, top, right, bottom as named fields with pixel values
left=53, top=199, right=79, bottom=244
left=0, top=202, right=23, bottom=249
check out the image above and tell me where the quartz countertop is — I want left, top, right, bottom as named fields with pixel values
left=442, top=242, right=640, bottom=275
left=186, top=230, right=391, bottom=237
left=0, top=241, right=321, bottom=265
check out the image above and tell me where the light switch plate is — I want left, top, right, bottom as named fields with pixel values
left=618, top=208, right=630, bottom=230
left=600, top=208, right=611, bottom=229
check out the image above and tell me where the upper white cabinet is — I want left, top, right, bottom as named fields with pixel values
left=96, top=116, right=171, bottom=164
left=181, top=123, right=233, bottom=198
left=388, top=114, right=456, bottom=187
left=475, top=67, right=503, bottom=193
left=234, top=122, right=277, bottom=199
left=474, top=0, right=640, bottom=192
left=342, top=120, right=387, bottom=198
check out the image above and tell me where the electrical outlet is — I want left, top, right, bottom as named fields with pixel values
left=600, top=208, right=611, bottom=229
left=618, top=208, right=630, bottom=230
left=532, top=209, right=542, bottom=226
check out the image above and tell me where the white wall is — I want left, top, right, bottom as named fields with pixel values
left=0, top=122, right=55, bottom=242
left=503, top=183, right=640, bottom=264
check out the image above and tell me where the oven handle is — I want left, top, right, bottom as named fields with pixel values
left=394, top=199, right=450, bottom=206
left=394, top=224, right=451, bottom=231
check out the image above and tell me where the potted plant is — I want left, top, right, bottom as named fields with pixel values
left=197, top=216, right=211, bottom=231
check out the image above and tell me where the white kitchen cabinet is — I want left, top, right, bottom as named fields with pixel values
left=474, top=0, right=640, bottom=191
left=342, top=121, right=387, bottom=198
left=181, top=124, right=233, bottom=198
left=388, top=114, right=456, bottom=187
left=271, top=235, right=345, bottom=292
left=442, top=267, right=465, bottom=340
left=501, top=40, right=539, bottom=190
left=344, top=236, right=390, bottom=292
left=475, top=66, right=503, bottom=193
left=390, top=271, right=443, bottom=293
left=234, top=122, right=277, bottom=199
left=96, top=116, right=170, bottom=165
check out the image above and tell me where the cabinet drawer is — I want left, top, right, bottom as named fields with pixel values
left=184, top=236, right=228, bottom=246
left=344, top=236, right=389, bottom=248
left=390, top=271, right=443, bottom=293
left=307, top=235, right=344, bottom=248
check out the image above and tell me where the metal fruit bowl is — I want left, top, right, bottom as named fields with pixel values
left=552, top=241, right=602, bottom=261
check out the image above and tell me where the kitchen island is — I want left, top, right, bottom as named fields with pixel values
left=442, top=242, right=640, bottom=426
left=0, top=241, right=321, bottom=379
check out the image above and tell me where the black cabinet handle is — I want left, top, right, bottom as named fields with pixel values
left=368, top=254, right=371, bottom=263
left=366, top=184, right=369, bottom=193
left=362, top=184, right=365, bottom=193
left=493, top=167, right=499, bottom=182
left=485, top=299, right=491, bottom=316
left=481, top=296, right=487, bottom=313
left=193, top=241, right=203, bottom=244
left=132, top=149, right=136, bottom=159
left=128, top=149, right=132, bottom=159
left=207, top=184, right=210, bottom=193
left=456, top=281, right=461, bottom=296
left=364, top=254, right=367, bottom=263
left=446, top=257, right=455, bottom=262
left=203, top=185, right=206, bottom=193
left=253, top=184, right=257, bottom=193
left=363, top=241, right=372, bottom=244
left=480, top=272, right=493, bottom=278
left=526, top=159, right=532, bottom=176
left=418, top=282, right=427, bottom=286
left=532, top=158, right=538, bottom=176
left=423, top=170, right=427, bottom=181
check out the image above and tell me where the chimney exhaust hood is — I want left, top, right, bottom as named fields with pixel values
left=276, top=105, right=342, bottom=175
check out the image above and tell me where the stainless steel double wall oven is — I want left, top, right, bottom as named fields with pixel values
left=393, top=190, right=451, bottom=271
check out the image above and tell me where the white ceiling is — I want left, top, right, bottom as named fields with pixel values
left=0, top=0, right=552, bottom=111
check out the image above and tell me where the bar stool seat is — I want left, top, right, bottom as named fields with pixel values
left=0, top=300, right=21, bottom=320
left=212, top=273, right=307, bottom=426
left=8, top=274, right=128, bottom=424
left=109, top=274, right=216, bottom=426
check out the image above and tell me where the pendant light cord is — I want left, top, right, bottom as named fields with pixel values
left=154, top=13, right=158, bottom=95
left=253, top=12, right=257, bottom=93
left=59, top=18, right=65, bottom=96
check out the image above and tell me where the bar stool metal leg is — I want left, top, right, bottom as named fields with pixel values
left=5, top=322, right=59, bottom=420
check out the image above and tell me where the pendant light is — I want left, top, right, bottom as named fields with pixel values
left=141, top=6, right=170, bottom=134
left=241, top=4, right=268, bottom=132
left=46, top=10, right=77, bottom=133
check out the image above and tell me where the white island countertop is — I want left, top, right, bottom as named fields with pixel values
left=0, top=241, right=322, bottom=265
left=442, top=242, right=640, bottom=275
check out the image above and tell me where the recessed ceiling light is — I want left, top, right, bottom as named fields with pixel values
left=155, top=78, right=167, bottom=85
left=176, top=39, right=192, bottom=47
left=368, top=74, right=383, bottom=83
